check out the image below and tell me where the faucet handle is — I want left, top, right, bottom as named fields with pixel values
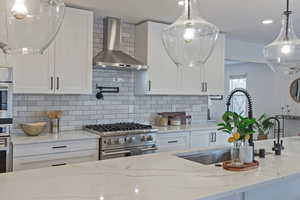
left=281, top=140, right=284, bottom=150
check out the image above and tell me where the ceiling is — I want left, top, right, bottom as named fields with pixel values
left=65, top=0, right=300, bottom=44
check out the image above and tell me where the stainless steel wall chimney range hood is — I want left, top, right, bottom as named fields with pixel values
left=93, top=17, right=147, bottom=70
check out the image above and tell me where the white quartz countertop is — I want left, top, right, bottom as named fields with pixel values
left=11, top=130, right=100, bottom=145
left=2, top=137, right=300, bottom=200
left=154, top=122, right=219, bottom=133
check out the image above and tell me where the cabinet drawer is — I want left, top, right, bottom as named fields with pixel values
left=157, top=132, right=190, bottom=152
left=14, top=139, right=98, bottom=158
left=13, top=150, right=98, bottom=171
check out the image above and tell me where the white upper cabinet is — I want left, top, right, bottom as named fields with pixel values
left=135, top=22, right=179, bottom=95
left=12, top=7, right=93, bottom=94
left=203, top=34, right=225, bottom=95
left=12, top=47, right=55, bottom=94
left=179, top=65, right=204, bottom=95
left=54, top=8, right=93, bottom=94
left=134, top=21, right=225, bottom=96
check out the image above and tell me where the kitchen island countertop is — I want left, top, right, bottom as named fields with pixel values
left=2, top=137, right=300, bottom=200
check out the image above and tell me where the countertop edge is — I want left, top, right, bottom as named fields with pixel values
left=11, top=130, right=100, bottom=145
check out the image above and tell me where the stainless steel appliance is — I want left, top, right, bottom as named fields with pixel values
left=0, top=135, right=11, bottom=173
left=0, top=67, right=13, bottom=173
left=93, top=17, right=147, bottom=70
left=85, top=123, right=158, bottom=160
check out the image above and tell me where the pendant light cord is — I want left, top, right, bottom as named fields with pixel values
left=284, top=0, right=291, bottom=40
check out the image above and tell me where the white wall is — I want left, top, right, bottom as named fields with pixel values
left=225, top=39, right=266, bottom=64
left=209, top=62, right=300, bottom=137
left=210, top=62, right=274, bottom=120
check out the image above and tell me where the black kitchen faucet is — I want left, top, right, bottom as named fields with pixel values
left=226, top=88, right=254, bottom=146
left=266, top=117, right=284, bottom=156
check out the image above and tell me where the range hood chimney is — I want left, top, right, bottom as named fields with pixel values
left=93, top=17, right=147, bottom=70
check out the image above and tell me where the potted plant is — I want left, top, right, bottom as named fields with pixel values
left=255, top=114, right=274, bottom=140
left=218, top=112, right=257, bottom=166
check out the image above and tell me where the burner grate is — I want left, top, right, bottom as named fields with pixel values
left=85, top=123, right=153, bottom=132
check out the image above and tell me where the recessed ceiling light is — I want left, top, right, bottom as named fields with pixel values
left=178, top=0, right=185, bottom=6
left=262, top=20, right=273, bottom=25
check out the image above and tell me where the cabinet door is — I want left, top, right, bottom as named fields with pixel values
left=179, top=65, right=205, bottom=95
left=0, top=51, right=7, bottom=67
left=12, top=47, right=55, bottom=94
left=147, top=22, right=179, bottom=95
left=157, top=132, right=190, bottom=152
left=13, top=150, right=98, bottom=171
left=204, top=34, right=225, bottom=95
left=54, top=8, right=93, bottom=94
left=215, top=132, right=230, bottom=146
left=190, top=131, right=210, bottom=148
left=209, top=131, right=230, bottom=146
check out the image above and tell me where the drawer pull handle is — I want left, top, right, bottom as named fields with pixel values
left=102, top=150, right=131, bottom=156
left=168, top=140, right=178, bottom=144
left=141, top=147, right=158, bottom=152
left=52, top=145, right=67, bottom=149
left=52, top=163, right=67, bottom=167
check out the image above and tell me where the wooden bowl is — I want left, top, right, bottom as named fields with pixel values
left=20, top=122, right=47, bottom=136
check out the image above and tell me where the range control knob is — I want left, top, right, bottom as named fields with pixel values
left=114, top=139, right=120, bottom=144
left=107, top=139, right=112, bottom=145
left=147, top=135, right=153, bottom=141
left=126, top=137, right=134, bottom=143
left=141, top=136, right=147, bottom=142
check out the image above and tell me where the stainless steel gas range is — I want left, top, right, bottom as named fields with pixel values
left=85, top=123, right=158, bottom=160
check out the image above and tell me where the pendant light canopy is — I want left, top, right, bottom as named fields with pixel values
left=162, top=0, right=219, bottom=68
left=264, top=0, right=300, bottom=75
left=0, top=0, right=65, bottom=55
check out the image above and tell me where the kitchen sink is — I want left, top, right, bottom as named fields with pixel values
left=176, top=147, right=231, bottom=165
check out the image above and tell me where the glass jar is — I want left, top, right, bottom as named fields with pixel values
left=231, top=140, right=243, bottom=167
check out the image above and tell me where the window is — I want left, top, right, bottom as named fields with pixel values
left=229, top=75, right=247, bottom=116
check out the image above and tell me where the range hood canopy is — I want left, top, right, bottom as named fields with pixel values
left=93, top=17, right=147, bottom=70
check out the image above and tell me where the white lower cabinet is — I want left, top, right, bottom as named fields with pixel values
left=209, top=131, right=230, bottom=146
left=14, top=150, right=98, bottom=171
left=157, top=132, right=190, bottom=152
left=190, top=131, right=210, bottom=148
left=13, top=139, right=98, bottom=171
left=157, top=128, right=230, bottom=153
left=244, top=176, right=300, bottom=200
left=190, top=129, right=230, bottom=149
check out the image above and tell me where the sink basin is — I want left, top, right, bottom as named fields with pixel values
left=176, top=147, right=231, bottom=165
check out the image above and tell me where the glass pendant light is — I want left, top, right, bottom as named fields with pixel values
left=263, top=0, right=300, bottom=75
left=0, top=0, right=65, bottom=55
left=162, top=0, right=219, bottom=68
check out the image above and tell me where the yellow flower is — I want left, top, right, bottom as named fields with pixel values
left=244, top=135, right=250, bottom=140
left=233, top=132, right=240, bottom=140
left=228, top=137, right=236, bottom=143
